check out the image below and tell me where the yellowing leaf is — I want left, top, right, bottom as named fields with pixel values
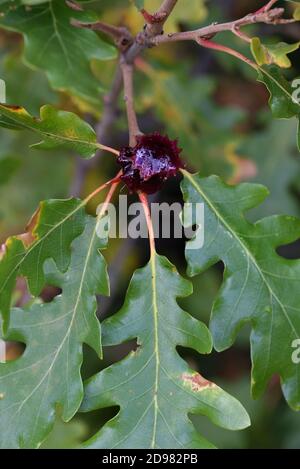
left=251, top=37, right=300, bottom=68
left=0, top=198, right=86, bottom=330
left=0, top=104, right=101, bottom=158
left=225, top=143, right=257, bottom=185
left=293, top=6, right=300, bottom=20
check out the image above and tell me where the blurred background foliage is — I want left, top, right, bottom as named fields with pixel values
left=1, top=0, right=300, bottom=448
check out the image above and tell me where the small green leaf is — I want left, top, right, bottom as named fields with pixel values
left=81, top=254, right=250, bottom=449
left=0, top=198, right=85, bottom=330
left=0, top=104, right=101, bottom=158
left=0, top=216, right=109, bottom=448
left=181, top=171, right=300, bottom=410
left=251, top=37, right=300, bottom=68
left=256, top=65, right=300, bottom=150
left=0, top=1, right=117, bottom=103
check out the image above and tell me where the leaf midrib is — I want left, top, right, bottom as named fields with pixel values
left=150, top=253, right=159, bottom=449
left=0, top=106, right=100, bottom=150
left=182, top=170, right=299, bottom=339
left=259, top=66, right=300, bottom=113
left=49, top=0, right=72, bottom=70
left=6, top=217, right=103, bottom=433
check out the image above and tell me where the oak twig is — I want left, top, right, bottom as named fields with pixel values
left=116, top=0, right=178, bottom=145
left=145, top=0, right=178, bottom=35
left=124, top=0, right=178, bottom=64
left=231, top=26, right=252, bottom=43
left=71, top=0, right=179, bottom=197
left=85, top=171, right=121, bottom=204
left=121, top=60, right=142, bottom=146
left=196, top=38, right=258, bottom=70
left=151, top=7, right=295, bottom=46
left=70, top=0, right=296, bottom=197
left=71, top=19, right=133, bottom=51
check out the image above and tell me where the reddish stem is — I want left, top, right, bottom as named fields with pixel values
left=66, top=0, right=83, bottom=11
left=231, top=27, right=252, bottom=43
left=96, top=175, right=121, bottom=220
left=255, top=0, right=278, bottom=14
left=99, top=144, right=120, bottom=157
left=139, top=192, right=156, bottom=257
left=141, top=8, right=167, bottom=24
left=197, top=38, right=258, bottom=70
left=152, top=5, right=290, bottom=46
left=85, top=171, right=122, bottom=204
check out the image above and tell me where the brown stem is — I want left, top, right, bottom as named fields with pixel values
left=121, top=60, right=142, bottom=146
left=93, top=0, right=176, bottom=151
left=146, top=0, right=178, bottom=35
left=66, top=1, right=83, bottom=11
left=117, top=0, right=178, bottom=144
left=197, top=38, right=258, bottom=70
left=96, top=0, right=179, bottom=146
left=71, top=19, right=133, bottom=51
left=71, top=0, right=179, bottom=198
left=125, top=0, right=179, bottom=64
left=151, top=7, right=293, bottom=45
left=71, top=0, right=294, bottom=197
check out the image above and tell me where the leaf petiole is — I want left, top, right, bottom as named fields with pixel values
left=84, top=172, right=122, bottom=204
left=139, top=192, right=156, bottom=256
left=196, top=37, right=258, bottom=70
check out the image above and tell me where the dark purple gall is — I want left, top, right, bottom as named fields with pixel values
left=117, top=133, right=183, bottom=194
